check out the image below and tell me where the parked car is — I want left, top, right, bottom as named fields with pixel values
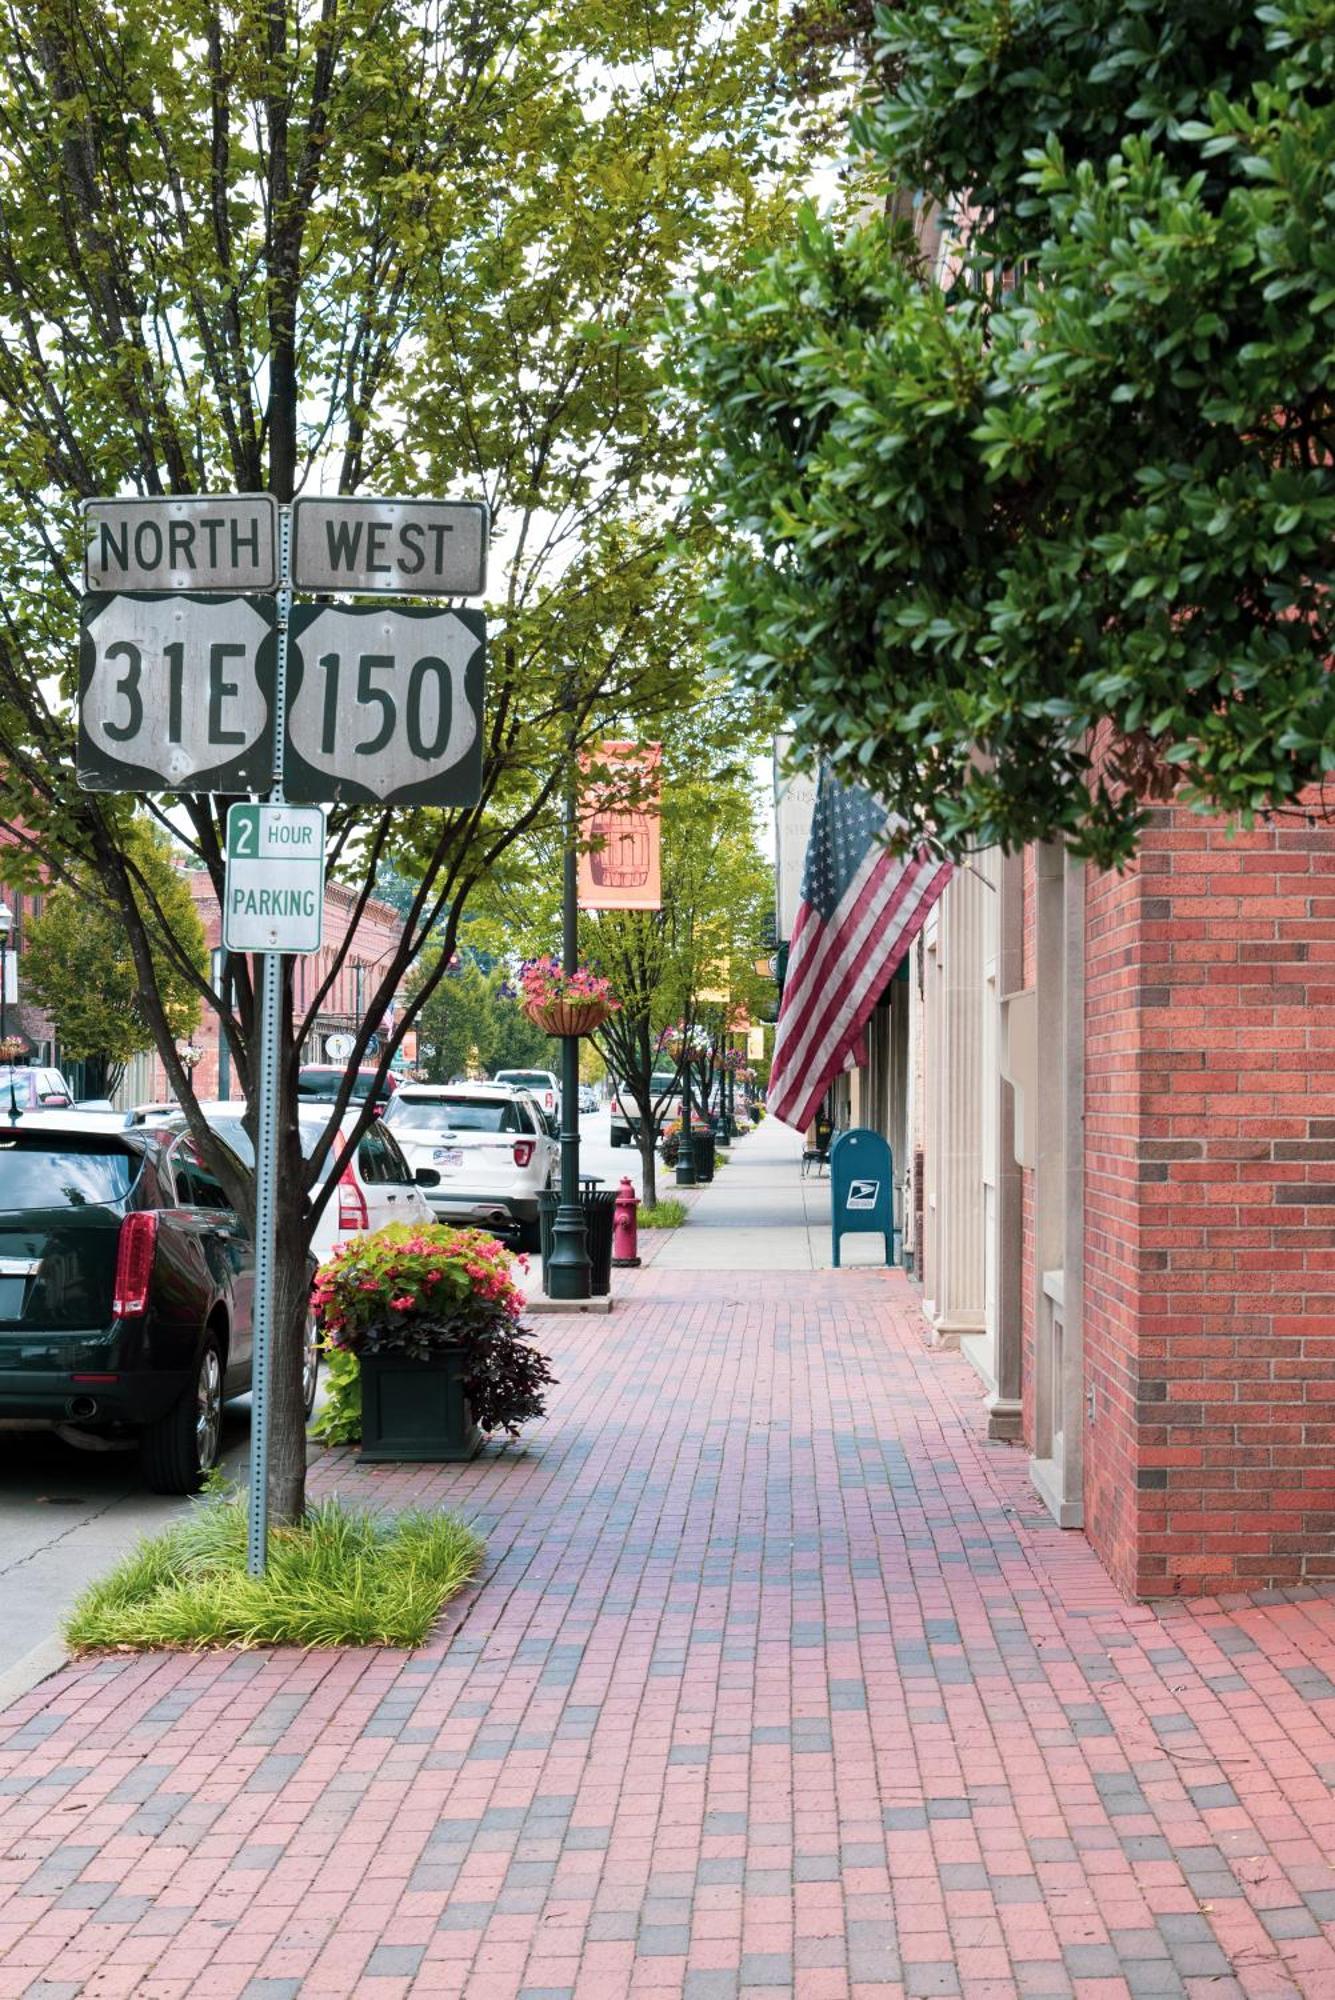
left=0, top=1065, right=76, bottom=1115
left=578, top=1084, right=598, bottom=1114
left=171, top=1101, right=432, bottom=1263
left=493, top=1068, right=560, bottom=1124
left=127, top=1101, right=179, bottom=1126
left=0, top=1118, right=316, bottom=1494
left=296, top=1064, right=398, bottom=1114
left=610, top=1071, right=681, bottom=1147
left=384, top=1082, right=556, bottom=1251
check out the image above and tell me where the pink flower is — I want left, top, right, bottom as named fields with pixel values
left=390, top=1294, right=413, bottom=1312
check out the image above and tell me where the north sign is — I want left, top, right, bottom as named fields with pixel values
left=84, top=495, right=278, bottom=593
left=290, top=497, right=488, bottom=596
left=223, top=804, right=325, bottom=953
left=284, top=603, right=485, bottom=807
left=78, top=594, right=276, bottom=794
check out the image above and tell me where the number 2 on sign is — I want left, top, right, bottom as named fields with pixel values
left=315, top=651, right=455, bottom=759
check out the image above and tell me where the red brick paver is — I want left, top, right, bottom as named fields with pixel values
left=5, top=1263, right=1335, bottom=1998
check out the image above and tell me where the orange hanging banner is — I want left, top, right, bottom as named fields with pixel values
left=577, top=741, right=662, bottom=911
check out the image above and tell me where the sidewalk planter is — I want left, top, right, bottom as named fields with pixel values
left=358, top=1347, right=482, bottom=1462
left=311, top=1222, right=555, bottom=1459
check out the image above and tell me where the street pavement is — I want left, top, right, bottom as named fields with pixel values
left=5, top=1122, right=1335, bottom=1994
left=0, top=1417, right=250, bottom=1706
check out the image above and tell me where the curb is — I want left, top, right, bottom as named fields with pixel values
left=0, top=1634, right=69, bottom=1715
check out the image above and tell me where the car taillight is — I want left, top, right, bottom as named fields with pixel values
left=112, top=1211, right=159, bottom=1317
left=338, top=1167, right=369, bottom=1231
left=512, top=1140, right=535, bottom=1168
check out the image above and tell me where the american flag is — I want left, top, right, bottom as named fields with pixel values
left=768, top=769, right=952, bottom=1134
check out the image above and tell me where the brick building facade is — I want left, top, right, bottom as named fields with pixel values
left=120, top=869, right=406, bottom=1105
left=786, top=772, right=1335, bottom=1600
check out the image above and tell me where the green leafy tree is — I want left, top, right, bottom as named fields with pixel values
left=23, top=826, right=207, bottom=1098
left=0, top=0, right=801, bottom=1519
left=411, top=956, right=554, bottom=1083
left=672, top=0, right=1335, bottom=867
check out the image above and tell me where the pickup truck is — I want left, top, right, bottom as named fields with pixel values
left=609, top=1072, right=683, bottom=1148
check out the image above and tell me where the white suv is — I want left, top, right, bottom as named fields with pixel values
left=383, top=1082, right=557, bottom=1251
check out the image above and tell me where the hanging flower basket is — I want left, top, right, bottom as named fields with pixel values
left=517, top=958, right=619, bottom=1038
left=524, top=996, right=612, bottom=1037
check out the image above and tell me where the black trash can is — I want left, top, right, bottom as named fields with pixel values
left=539, top=1188, right=616, bottom=1295
left=537, top=1188, right=558, bottom=1293
left=581, top=1188, right=617, bottom=1296
left=693, top=1132, right=716, bottom=1184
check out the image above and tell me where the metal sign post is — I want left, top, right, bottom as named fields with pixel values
left=247, top=507, right=293, bottom=1579
left=75, top=485, right=489, bottom=1578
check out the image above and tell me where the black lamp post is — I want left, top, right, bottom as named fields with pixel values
left=545, top=695, right=592, bottom=1300
left=675, top=1029, right=697, bottom=1188
left=0, top=901, right=11, bottom=1049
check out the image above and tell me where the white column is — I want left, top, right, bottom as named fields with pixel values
left=923, top=870, right=988, bottom=1345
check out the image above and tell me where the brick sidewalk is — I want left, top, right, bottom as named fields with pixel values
left=5, top=1265, right=1335, bottom=1997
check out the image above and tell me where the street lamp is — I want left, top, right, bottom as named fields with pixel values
left=544, top=677, right=592, bottom=1300
left=0, top=901, right=12, bottom=1049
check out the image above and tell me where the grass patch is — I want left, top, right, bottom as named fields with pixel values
left=65, top=1489, right=483, bottom=1653
left=639, top=1198, right=688, bottom=1228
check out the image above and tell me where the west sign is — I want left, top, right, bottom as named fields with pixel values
left=291, top=497, right=488, bottom=596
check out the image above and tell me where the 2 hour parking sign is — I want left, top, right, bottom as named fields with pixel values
left=223, top=803, right=325, bottom=953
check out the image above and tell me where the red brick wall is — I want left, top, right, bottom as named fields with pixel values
left=1082, top=855, right=1144, bottom=1596
left=1081, top=810, right=1335, bottom=1596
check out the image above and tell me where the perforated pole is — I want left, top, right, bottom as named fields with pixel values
left=246, top=504, right=291, bottom=1576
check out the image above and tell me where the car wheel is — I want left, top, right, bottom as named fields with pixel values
left=303, top=1314, right=320, bottom=1419
left=610, top=1127, right=624, bottom=1148
left=516, top=1214, right=543, bottom=1255
left=140, top=1333, right=224, bottom=1495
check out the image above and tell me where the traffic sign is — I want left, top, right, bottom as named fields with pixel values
left=78, top=594, right=276, bottom=794
left=223, top=804, right=325, bottom=953
left=84, top=496, right=278, bottom=592
left=291, top=497, right=488, bottom=596
left=284, top=603, right=485, bottom=806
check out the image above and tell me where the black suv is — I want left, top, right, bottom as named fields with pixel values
left=0, top=1121, right=316, bottom=1492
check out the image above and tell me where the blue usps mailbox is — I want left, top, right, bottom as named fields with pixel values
left=830, top=1127, right=897, bottom=1268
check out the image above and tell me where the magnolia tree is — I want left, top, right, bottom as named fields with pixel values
left=672, top=0, right=1335, bottom=867
left=0, top=0, right=803, bottom=1520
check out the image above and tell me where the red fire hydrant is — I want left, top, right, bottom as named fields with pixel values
left=612, top=1176, right=641, bottom=1267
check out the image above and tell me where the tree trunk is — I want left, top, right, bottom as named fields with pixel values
left=267, top=1205, right=311, bottom=1527
left=638, top=1125, right=658, bottom=1209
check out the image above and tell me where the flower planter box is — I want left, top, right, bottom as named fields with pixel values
left=358, top=1348, right=482, bottom=1463
left=523, top=998, right=611, bottom=1037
